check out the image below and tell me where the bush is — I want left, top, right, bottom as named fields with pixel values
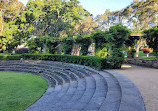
left=74, top=35, right=92, bottom=56
left=95, top=47, right=108, bottom=58
left=20, top=54, right=111, bottom=70
left=0, top=55, right=21, bottom=60
left=0, top=54, right=113, bottom=69
left=15, top=48, right=29, bottom=54
left=127, top=49, right=136, bottom=58
left=61, top=38, right=73, bottom=55
left=27, top=38, right=39, bottom=54
left=108, top=24, right=130, bottom=68
left=46, top=40, right=58, bottom=54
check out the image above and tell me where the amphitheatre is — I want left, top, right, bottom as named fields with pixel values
left=0, top=0, right=158, bottom=111
left=0, top=60, right=145, bottom=111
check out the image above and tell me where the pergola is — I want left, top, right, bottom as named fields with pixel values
left=129, top=33, right=147, bottom=57
left=130, top=33, right=146, bottom=37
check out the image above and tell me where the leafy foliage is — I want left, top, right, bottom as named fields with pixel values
left=0, top=54, right=112, bottom=70
left=27, top=37, right=59, bottom=54
left=21, top=54, right=111, bottom=70
left=95, top=47, right=108, bottom=58
left=144, top=26, right=158, bottom=60
left=108, top=24, right=130, bottom=68
left=91, top=30, right=108, bottom=57
left=76, top=35, right=92, bottom=55
left=61, top=38, right=74, bottom=55
left=27, top=38, right=39, bottom=54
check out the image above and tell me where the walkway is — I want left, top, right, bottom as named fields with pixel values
left=115, top=64, right=158, bottom=111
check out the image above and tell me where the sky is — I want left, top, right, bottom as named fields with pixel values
left=19, top=0, right=134, bottom=17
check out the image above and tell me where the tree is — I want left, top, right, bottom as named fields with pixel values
left=75, top=16, right=98, bottom=35
left=119, top=0, right=158, bottom=30
left=95, top=9, right=117, bottom=30
left=1, top=9, right=35, bottom=52
left=0, top=0, right=24, bottom=52
left=27, top=0, right=86, bottom=37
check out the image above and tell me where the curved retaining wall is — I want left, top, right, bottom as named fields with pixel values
left=127, top=58, right=158, bottom=69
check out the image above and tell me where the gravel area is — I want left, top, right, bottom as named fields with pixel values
left=115, top=64, right=158, bottom=111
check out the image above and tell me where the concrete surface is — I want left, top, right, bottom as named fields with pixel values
left=115, top=64, right=158, bottom=111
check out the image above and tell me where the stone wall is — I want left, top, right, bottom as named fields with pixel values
left=126, top=58, right=158, bottom=69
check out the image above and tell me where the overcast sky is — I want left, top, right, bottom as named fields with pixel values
left=19, top=0, right=133, bottom=17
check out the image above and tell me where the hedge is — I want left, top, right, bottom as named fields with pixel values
left=0, top=55, right=21, bottom=60
left=0, top=54, right=112, bottom=70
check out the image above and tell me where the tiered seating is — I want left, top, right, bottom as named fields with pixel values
left=0, top=60, right=145, bottom=111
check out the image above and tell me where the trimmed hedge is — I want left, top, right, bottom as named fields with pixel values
left=0, top=55, right=21, bottom=60
left=0, top=54, right=112, bottom=70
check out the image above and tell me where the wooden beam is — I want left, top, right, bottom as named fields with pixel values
left=130, top=33, right=146, bottom=37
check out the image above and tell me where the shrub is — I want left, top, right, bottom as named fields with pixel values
left=27, top=38, right=39, bottom=54
left=46, top=40, right=58, bottom=54
left=127, top=49, right=136, bottom=58
left=0, top=55, right=21, bottom=60
left=20, top=54, right=111, bottom=70
left=75, top=35, right=92, bottom=56
left=108, top=24, right=130, bottom=68
left=61, top=38, right=73, bottom=55
left=95, top=47, right=108, bottom=58
left=15, top=48, right=29, bottom=54
left=91, top=30, right=108, bottom=57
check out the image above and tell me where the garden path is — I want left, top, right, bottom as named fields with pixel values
left=115, top=64, right=158, bottom=111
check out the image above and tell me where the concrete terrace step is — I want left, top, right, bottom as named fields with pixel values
left=105, top=70, right=145, bottom=111
left=0, top=60, right=145, bottom=111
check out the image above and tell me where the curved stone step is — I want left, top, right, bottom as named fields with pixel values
left=0, top=66, right=61, bottom=86
left=0, top=60, right=145, bottom=111
left=65, top=64, right=122, bottom=111
left=105, top=70, right=145, bottom=111
left=47, top=67, right=91, bottom=110
left=82, top=72, right=108, bottom=111
left=0, top=62, right=81, bottom=81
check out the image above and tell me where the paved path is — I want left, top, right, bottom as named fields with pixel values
left=115, top=64, right=158, bottom=111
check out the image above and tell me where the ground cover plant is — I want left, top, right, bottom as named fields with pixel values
left=0, top=72, right=48, bottom=111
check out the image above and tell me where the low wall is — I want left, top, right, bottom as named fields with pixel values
left=126, top=58, right=158, bottom=69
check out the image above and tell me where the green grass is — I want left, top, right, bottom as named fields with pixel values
left=138, top=51, right=155, bottom=57
left=135, top=57, right=157, bottom=60
left=0, top=72, right=48, bottom=111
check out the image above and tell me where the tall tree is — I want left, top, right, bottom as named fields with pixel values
left=28, top=0, right=85, bottom=37
left=75, top=16, right=98, bottom=35
left=95, top=9, right=117, bottom=30
left=0, top=0, right=24, bottom=52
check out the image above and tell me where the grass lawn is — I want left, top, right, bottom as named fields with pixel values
left=0, top=72, right=48, bottom=111
left=135, top=57, right=157, bottom=60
